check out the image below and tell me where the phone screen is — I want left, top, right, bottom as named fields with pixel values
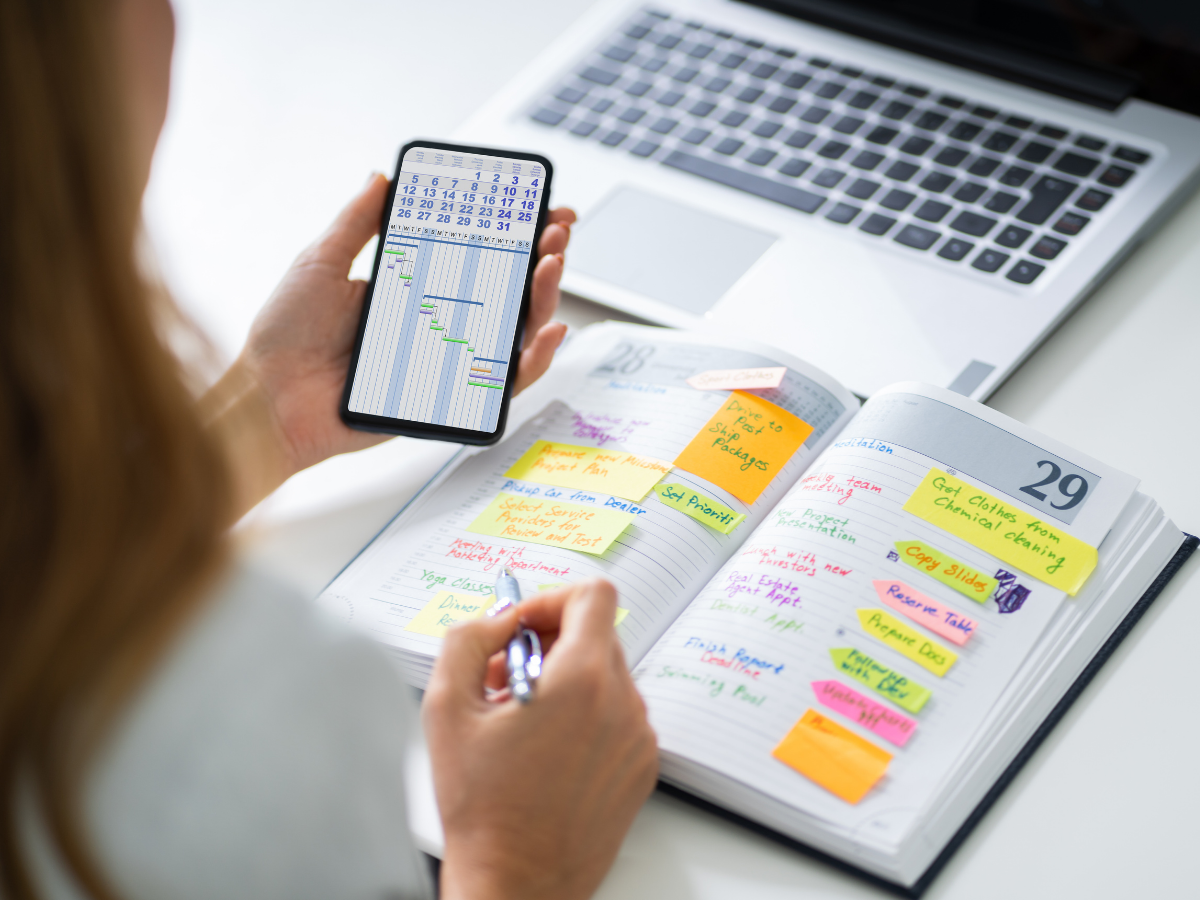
left=342, top=143, right=551, bottom=442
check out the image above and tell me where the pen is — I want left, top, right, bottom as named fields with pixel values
left=490, top=566, right=542, bottom=703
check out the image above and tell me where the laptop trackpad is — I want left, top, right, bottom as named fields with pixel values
left=569, top=187, right=777, bottom=315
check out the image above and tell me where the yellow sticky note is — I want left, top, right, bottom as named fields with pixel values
left=772, top=709, right=892, bottom=804
left=466, top=492, right=633, bottom=555
left=895, top=539, right=998, bottom=602
left=504, top=440, right=672, bottom=502
left=856, top=608, right=957, bottom=677
left=405, top=591, right=496, bottom=638
left=655, top=483, right=746, bottom=534
left=673, top=392, right=814, bottom=504
left=903, top=467, right=1098, bottom=595
left=614, top=607, right=631, bottom=627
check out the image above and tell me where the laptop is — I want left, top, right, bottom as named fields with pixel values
left=453, top=0, right=1200, bottom=401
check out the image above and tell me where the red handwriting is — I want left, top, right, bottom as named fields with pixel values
left=444, top=538, right=572, bottom=577
left=798, top=472, right=884, bottom=506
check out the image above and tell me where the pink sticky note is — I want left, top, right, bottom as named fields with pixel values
left=812, top=680, right=917, bottom=747
left=686, top=366, right=787, bottom=391
left=873, top=579, right=977, bottom=646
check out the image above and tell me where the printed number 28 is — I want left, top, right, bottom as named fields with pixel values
left=1019, top=461, right=1089, bottom=511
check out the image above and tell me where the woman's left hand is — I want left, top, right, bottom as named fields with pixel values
left=232, top=172, right=575, bottom=478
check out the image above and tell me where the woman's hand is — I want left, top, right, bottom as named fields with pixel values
left=424, top=580, right=659, bottom=900
left=201, top=174, right=575, bottom=515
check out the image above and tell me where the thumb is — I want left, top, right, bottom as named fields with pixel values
left=430, top=606, right=521, bottom=706
left=307, top=172, right=389, bottom=271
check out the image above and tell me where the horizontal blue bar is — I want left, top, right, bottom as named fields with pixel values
left=424, top=295, right=483, bottom=306
left=385, top=241, right=419, bottom=248
left=470, top=375, right=505, bottom=383
left=472, top=357, right=509, bottom=365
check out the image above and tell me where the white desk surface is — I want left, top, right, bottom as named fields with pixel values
left=148, top=2, right=1200, bottom=897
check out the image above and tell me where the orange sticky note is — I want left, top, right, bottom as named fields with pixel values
left=772, top=709, right=892, bottom=804
left=673, top=391, right=814, bottom=504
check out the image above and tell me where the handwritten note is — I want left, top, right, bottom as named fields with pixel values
left=655, top=483, right=746, bottom=534
left=405, top=591, right=496, bottom=638
left=467, top=493, right=633, bottom=555
left=857, top=608, right=957, bottom=677
left=673, top=392, right=814, bottom=504
left=686, top=366, right=788, bottom=391
left=903, top=468, right=1097, bottom=595
left=873, top=580, right=977, bottom=646
left=504, top=440, right=672, bottom=502
left=772, top=709, right=892, bottom=804
left=894, top=540, right=998, bottom=602
left=829, top=648, right=931, bottom=714
left=812, top=680, right=917, bottom=747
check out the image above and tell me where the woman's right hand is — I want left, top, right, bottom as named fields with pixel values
left=423, top=580, right=658, bottom=900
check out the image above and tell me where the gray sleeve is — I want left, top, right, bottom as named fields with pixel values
left=83, top=565, right=434, bottom=900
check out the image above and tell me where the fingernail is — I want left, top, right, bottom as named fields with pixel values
left=363, top=170, right=383, bottom=188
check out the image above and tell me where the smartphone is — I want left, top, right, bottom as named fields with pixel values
left=340, top=140, right=554, bottom=444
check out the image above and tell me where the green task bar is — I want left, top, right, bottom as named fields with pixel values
left=383, top=250, right=405, bottom=256
left=468, top=382, right=504, bottom=389
left=443, top=337, right=469, bottom=344
left=430, top=325, right=444, bottom=331
left=420, top=304, right=435, bottom=308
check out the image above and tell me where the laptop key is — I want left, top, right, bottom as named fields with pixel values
left=1075, top=135, right=1106, bottom=152
left=657, top=34, right=681, bottom=49
left=1016, top=175, right=1077, bottom=224
left=951, top=211, right=998, bottom=237
left=618, top=107, right=646, bottom=123
left=999, top=166, right=1034, bottom=187
left=532, top=108, right=567, bottom=126
left=920, top=171, right=954, bottom=192
left=1053, top=152, right=1100, bottom=177
left=719, top=52, right=747, bottom=68
left=967, top=157, right=1001, bottom=177
left=995, top=225, right=1032, bottom=248
left=972, top=249, right=1009, bottom=272
left=1004, top=116, right=1032, bottom=129
left=914, top=111, right=948, bottom=130
left=819, top=140, right=850, bottom=159
left=625, top=24, right=651, bottom=40
left=816, top=81, right=846, bottom=99
left=1099, top=164, right=1135, bottom=187
left=1017, top=141, right=1054, bottom=163
left=767, top=96, right=796, bottom=114
left=704, top=76, right=732, bottom=92
left=580, top=66, right=620, bottom=86
left=603, top=44, right=636, bottom=63
left=785, top=129, right=816, bottom=149
left=1007, top=260, right=1045, bottom=284
left=746, top=148, right=777, bottom=166
left=895, top=224, right=940, bottom=250
left=673, top=66, right=700, bottom=83
left=881, top=101, right=914, bottom=120
left=630, top=140, right=660, bottom=158
left=1053, top=212, right=1089, bottom=235
left=650, top=117, right=678, bottom=134
left=641, top=57, right=668, bottom=73
left=714, top=137, right=744, bottom=155
left=984, top=191, right=1020, bottom=213
left=737, top=86, right=764, bottom=103
left=880, top=189, right=916, bottom=211
left=826, top=202, right=861, bottom=224
left=570, top=120, right=598, bottom=137
left=1039, top=124, right=1068, bottom=140
left=982, top=131, right=1019, bottom=153
left=688, top=44, right=715, bottom=59
left=1113, top=145, right=1151, bottom=164
left=866, top=126, right=899, bottom=145
left=813, top=167, right=845, bottom=188
left=938, top=95, right=965, bottom=109
left=657, top=91, right=685, bottom=107
left=800, top=106, right=831, bottom=124
left=690, top=100, right=716, bottom=117
left=849, top=90, right=880, bottom=109
left=834, top=115, right=865, bottom=134
left=661, top=150, right=826, bottom=213
left=721, top=110, right=748, bottom=127
left=914, top=199, right=952, bottom=222
left=934, top=147, right=969, bottom=167
left=948, top=121, right=983, bottom=142
left=751, top=62, right=779, bottom=79
left=681, top=127, right=711, bottom=144
left=860, top=213, right=897, bottom=235
left=852, top=150, right=885, bottom=170
left=556, top=86, right=587, bottom=104
left=1030, top=236, right=1067, bottom=259
left=779, top=158, right=811, bottom=178
left=753, top=120, right=783, bottom=138
left=901, top=136, right=934, bottom=156
left=626, top=81, right=652, bottom=97
left=846, top=178, right=880, bottom=200
left=780, top=71, right=811, bottom=89
left=1076, top=188, right=1112, bottom=211
left=886, top=161, right=919, bottom=181
left=600, top=130, right=628, bottom=146
left=972, top=106, right=999, bottom=120
left=953, top=181, right=986, bottom=203
left=938, top=238, right=974, bottom=261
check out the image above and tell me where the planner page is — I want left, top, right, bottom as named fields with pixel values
left=633, top=382, right=1138, bottom=850
left=319, top=324, right=859, bottom=675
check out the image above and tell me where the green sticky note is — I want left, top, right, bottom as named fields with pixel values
left=654, top=483, right=746, bottom=534
left=894, top=540, right=997, bottom=603
left=829, top=647, right=932, bottom=714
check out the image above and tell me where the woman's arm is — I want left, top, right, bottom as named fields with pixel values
left=200, top=174, right=575, bottom=519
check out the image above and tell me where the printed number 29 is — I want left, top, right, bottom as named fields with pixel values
left=1019, top=461, right=1089, bottom=511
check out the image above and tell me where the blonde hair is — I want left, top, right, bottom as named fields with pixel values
left=0, top=1, right=231, bottom=896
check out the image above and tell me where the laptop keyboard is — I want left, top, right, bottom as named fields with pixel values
left=528, top=7, right=1153, bottom=287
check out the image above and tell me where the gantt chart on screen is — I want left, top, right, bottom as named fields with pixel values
left=348, top=148, right=543, bottom=432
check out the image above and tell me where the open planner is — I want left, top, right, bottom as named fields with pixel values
left=319, top=322, right=1195, bottom=894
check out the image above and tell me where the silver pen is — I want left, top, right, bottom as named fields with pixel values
left=490, top=566, right=542, bottom=703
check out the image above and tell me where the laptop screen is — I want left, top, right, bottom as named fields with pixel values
left=746, top=0, right=1200, bottom=115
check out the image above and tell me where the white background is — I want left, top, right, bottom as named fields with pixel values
left=146, top=2, right=1200, bottom=897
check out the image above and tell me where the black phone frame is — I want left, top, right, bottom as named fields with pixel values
left=339, top=139, right=553, bottom=445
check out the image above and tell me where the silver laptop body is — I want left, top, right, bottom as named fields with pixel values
left=455, top=0, right=1200, bottom=400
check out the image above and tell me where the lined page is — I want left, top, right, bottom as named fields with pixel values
left=633, top=383, right=1135, bottom=849
left=319, top=324, right=859, bottom=672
